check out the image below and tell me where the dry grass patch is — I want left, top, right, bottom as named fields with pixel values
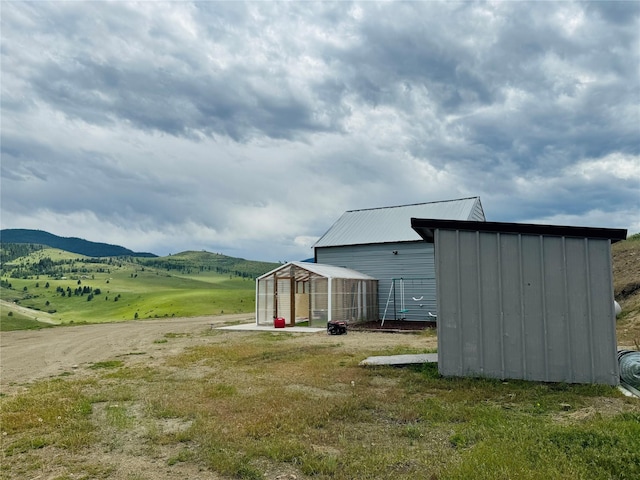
left=2, top=330, right=639, bottom=480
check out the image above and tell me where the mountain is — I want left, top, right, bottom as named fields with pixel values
left=139, top=250, right=279, bottom=279
left=0, top=229, right=157, bottom=258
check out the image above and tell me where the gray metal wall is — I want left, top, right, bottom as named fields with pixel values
left=316, top=241, right=436, bottom=321
left=435, top=229, right=619, bottom=385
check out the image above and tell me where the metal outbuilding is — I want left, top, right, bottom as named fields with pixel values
left=411, top=218, right=627, bottom=385
left=314, top=197, right=485, bottom=322
left=255, top=262, right=378, bottom=327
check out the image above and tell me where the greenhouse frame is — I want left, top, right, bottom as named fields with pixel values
left=256, top=262, right=378, bottom=327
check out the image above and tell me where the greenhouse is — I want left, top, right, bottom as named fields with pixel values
left=256, top=261, right=378, bottom=327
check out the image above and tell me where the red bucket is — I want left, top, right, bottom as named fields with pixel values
left=274, top=317, right=286, bottom=328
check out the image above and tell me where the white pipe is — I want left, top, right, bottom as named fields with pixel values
left=328, top=277, right=332, bottom=322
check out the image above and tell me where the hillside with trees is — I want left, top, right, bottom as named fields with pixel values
left=0, top=246, right=279, bottom=327
left=138, top=250, right=279, bottom=279
left=0, top=229, right=156, bottom=258
left=0, top=245, right=279, bottom=282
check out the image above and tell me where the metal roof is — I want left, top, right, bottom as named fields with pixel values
left=313, top=197, right=484, bottom=248
left=411, top=218, right=628, bottom=243
left=257, top=261, right=376, bottom=281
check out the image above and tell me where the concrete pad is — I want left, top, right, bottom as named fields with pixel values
left=217, top=322, right=325, bottom=333
left=359, top=353, right=438, bottom=366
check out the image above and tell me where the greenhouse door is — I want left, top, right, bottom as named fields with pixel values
left=295, top=280, right=310, bottom=324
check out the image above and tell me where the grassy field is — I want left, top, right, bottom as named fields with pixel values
left=0, top=248, right=259, bottom=329
left=1, top=330, right=639, bottom=480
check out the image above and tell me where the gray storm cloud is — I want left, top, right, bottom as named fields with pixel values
left=1, top=1, right=638, bottom=261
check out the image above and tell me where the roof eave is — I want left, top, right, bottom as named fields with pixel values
left=411, top=218, right=628, bottom=243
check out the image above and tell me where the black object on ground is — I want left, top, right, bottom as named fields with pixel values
left=327, top=320, right=347, bottom=335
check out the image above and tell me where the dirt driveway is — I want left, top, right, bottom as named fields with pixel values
left=1, top=314, right=436, bottom=393
left=0, top=314, right=252, bottom=390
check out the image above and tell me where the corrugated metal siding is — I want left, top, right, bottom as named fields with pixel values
left=316, top=242, right=436, bottom=321
left=314, top=197, right=484, bottom=248
left=435, top=229, right=619, bottom=385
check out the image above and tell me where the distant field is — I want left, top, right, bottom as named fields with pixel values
left=0, top=247, right=265, bottom=328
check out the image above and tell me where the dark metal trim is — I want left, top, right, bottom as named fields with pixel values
left=411, top=218, right=628, bottom=243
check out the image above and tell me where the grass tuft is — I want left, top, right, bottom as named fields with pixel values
left=88, top=360, right=124, bottom=370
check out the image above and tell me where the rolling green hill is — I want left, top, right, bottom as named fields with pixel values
left=0, top=246, right=280, bottom=330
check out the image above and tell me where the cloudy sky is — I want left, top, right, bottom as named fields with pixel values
left=1, top=1, right=638, bottom=262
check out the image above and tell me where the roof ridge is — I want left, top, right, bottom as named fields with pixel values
left=345, top=196, right=479, bottom=213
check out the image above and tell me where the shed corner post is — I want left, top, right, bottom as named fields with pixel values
left=433, top=228, right=446, bottom=377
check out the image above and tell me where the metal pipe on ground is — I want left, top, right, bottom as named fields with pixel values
left=618, top=350, right=640, bottom=397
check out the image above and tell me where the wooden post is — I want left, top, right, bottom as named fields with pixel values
left=273, top=272, right=278, bottom=320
